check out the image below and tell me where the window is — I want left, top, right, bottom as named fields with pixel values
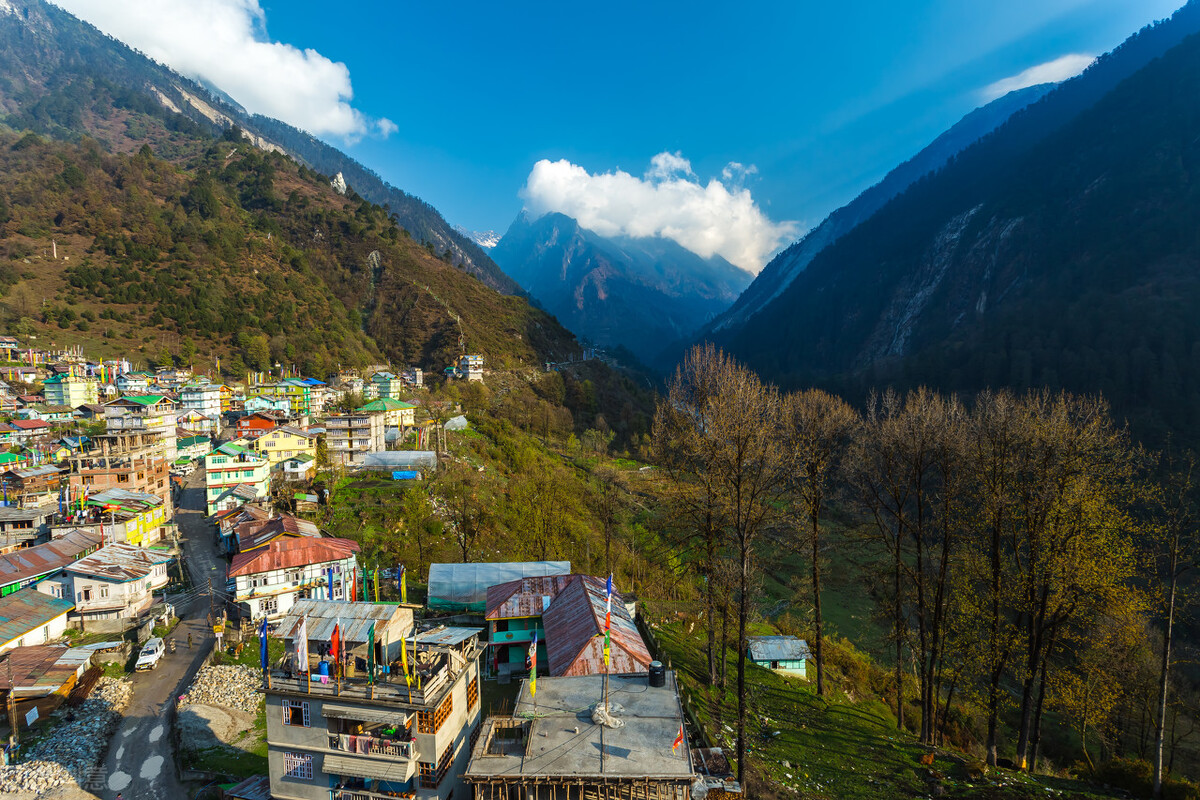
left=261, top=597, right=278, bottom=615
left=81, top=588, right=92, bottom=602
left=99, top=586, right=109, bottom=599
left=467, top=677, right=478, bottom=711
left=282, top=699, right=310, bottom=727
left=288, top=571, right=302, bottom=585
left=419, top=693, right=453, bottom=734
left=420, top=742, right=455, bottom=789
left=282, top=751, right=312, bottom=780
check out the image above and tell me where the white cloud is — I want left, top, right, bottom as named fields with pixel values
left=521, top=153, right=797, bottom=274
left=982, top=53, right=1094, bottom=101
left=50, top=0, right=394, bottom=140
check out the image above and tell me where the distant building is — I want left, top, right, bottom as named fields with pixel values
left=325, top=412, right=385, bottom=469
left=457, top=355, right=483, bottom=382
left=253, top=426, right=317, bottom=469
left=426, top=561, right=570, bottom=614
left=42, top=374, right=98, bottom=408
left=104, top=395, right=178, bottom=460
left=401, top=367, right=423, bottom=388
left=69, top=429, right=173, bottom=511
left=51, top=487, right=170, bottom=548
left=463, top=671, right=695, bottom=800
left=356, top=398, right=416, bottom=428
left=179, top=382, right=223, bottom=422
left=747, top=636, right=811, bottom=678
left=115, top=371, right=153, bottom=396
left=0, top=528, right=102, bottom=596
left=203, top=442, right=271, bottom=515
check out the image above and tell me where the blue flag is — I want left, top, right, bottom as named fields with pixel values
left=259, top=616, right=269, bottom=675
left=327, top=567, right=334, bottom=600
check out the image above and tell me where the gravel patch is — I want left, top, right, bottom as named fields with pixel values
left=0, top=678, right=131, bottom=797
left=180, top=664, right=261, bottom=713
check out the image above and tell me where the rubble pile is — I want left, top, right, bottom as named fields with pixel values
left=181, top=664, right=261, bottom=713
left=0, top=678, right=131, bottom=795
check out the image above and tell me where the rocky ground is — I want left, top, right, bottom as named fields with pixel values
left=178, top=664, right=263, bottom=755
left=0, top=678, right=131, bottom=798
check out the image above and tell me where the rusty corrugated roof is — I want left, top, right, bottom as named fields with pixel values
left=485, top=575, right=575, bottom=620
left=0, top=645, right=92, bottom=692
left=542, top=576, right=652, bottom=677
left=0, top=529, right=102, bottom=587
left=66, top=543, right=171, bottom=582
left=228, top=537, right=358, bottom=578
left=0, top=587, right=74, bottom=646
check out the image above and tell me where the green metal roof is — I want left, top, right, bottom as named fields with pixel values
left=122, top=395, right=168, bottom=406
left=357, top=398, right=415, bottom=412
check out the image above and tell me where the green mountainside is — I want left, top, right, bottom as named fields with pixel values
left=0, top=129, right=577, bottom=374
left=713, top=21, right=1200, bottom=450
left=0, top=0, right=521, bottom=295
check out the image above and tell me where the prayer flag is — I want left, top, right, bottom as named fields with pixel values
left=400, top=634, right=411, bottom=688
left=673, top=723, right=684, bottom=753
left=398, top=564, right=406, bottom=604
left=330, top=622, right=340, bottom=676
left=296, top=615, right=309, bottom=673
left=259, top=616, right=269, bottom=675
left=529, top=631, right=538, bottom=697
left=367, top=621, right=376, bottom=684
left=373, top=567, right=380, bottom=602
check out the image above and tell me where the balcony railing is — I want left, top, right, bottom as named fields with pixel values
left=331, top=789, right=415, bottom=800
left=328, top=734, right=416, bottom=761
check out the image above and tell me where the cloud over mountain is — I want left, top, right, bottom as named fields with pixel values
left=51, top=0, right=394, bottom=140
left=982, top=53, right=1095, bottom=100
left=521, top=152, right=797, bottom=274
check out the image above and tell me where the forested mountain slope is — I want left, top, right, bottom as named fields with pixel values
left=714, top=25, right=1200, bottom=447
left=0, top=0, right=521, bottom=295
left=0, top=130, right=576, bottom=374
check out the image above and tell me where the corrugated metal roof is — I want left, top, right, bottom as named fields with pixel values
left=228, top=537, right=358, bottom=577
left=485, top=575, right=575, bottom=620
left=279, top=599, right=407, bottom=645
left=0, top=503, right=55, bottom=522
left=0, top=645, right=92, bottom=692
left=5, top=465, right=61, bottom=479
left=427, top=561, right=571, bottom=611
left=0, top=587, right=74, bottom=645
left=415, top=626, right=482, bottom=647
left=747, top=636, right=811, bottom=662
left=68, top=543, right=171, bottom=582
left=542, top=576, right=652, bottom=677
left=224, top=775, right=273, bottom=800
left=235, top=514, right=321, bottom=552
left=0, top=529, right=102, bottom=587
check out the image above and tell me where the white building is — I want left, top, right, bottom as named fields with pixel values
left=457, top=355, right=483, bottom=382
left=204, top=442, right=271, bottom=515
left=0, top=586, right=74, bottom=654
left=180, top=383, right=223, bottom=423
left=38, top=543, right=171, bottom=629
left=227, top=537, right=360, bottom=620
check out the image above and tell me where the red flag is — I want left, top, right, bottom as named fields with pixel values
left=330, top=623, right=340, bottom=675
left=672, top=723, right=684, bottom=753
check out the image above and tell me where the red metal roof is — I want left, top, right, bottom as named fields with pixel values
left=541, top=576, right=652, bottom=677
left=228, top=536, right=359, bottom=577
left=485, top=575, right=575, bottom=620
left=0, top=529, right=103, bottom=587
left=10, top=419, right=50, bottom=430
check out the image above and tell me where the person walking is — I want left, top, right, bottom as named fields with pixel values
left=187, top=632, right=193, bottom=649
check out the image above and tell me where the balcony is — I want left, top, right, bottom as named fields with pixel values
left=328, top=734, right=415, bottom=761
left=331, top=789, right=415, bottom=800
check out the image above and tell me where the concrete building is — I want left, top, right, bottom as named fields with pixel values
left=37, top=543, right=170, bottom=630
left=104, top=395, right=178, bottom=460
left=325, top=413, right=385, bottom=469
left=356, top=398, right=416, bottom=428
left=52, top=487, right=170, bottom=548
left=179, top=382, right=223, bottom=422
left=253, top=426, right=317, bottom=469
left=457, top=355, right=483, bottom=382
left=115, top=372, right=153, bottom=396
left=204, top=442, right=271, bottom=516
left=227, top=537, right=359, bottom=620
left=42, top=374, right=99, bottom=408
left=69, top=429, right=173, bottom=510
left=463, top=671, right=695, bottom=800
left=263, top=603, right=481, bottom=800
left=0, top=503, right=59, bottom=553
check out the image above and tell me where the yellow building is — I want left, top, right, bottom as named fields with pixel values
left=252, top=425, right=317, bottom=467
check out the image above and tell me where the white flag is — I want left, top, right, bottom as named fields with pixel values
left=296, top=615, right=309, bottom=672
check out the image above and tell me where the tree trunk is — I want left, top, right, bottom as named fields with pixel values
left=811, top=505, right=824, bottom=697
left=736, top=537, right=750, bottom=784
left=894, top=540, right=904, bottom=732
left=1030, top=631, right=1053, bottom=774
left=1154, top=544, right=1179, bottom=798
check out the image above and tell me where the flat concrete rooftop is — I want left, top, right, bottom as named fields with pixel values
left=465, top=671, right=694, bottom=781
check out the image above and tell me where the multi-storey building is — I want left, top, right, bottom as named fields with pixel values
left=115, top=371, right=153, bottom=396
left=69, top=430, right=172, bottom=510
left=263, top=602, right=481, bottom=800
left=253, top=426, right=317, bottom=469
left=104, top=395, right=178, bottom=460
left=203, top=442, right=271, bottom=515
left=52, top=488, right=170, bottom=547
left=37, top=542, right=170, bottom=630
left=251, top=379, right=313, bottom=416
left=356, top=398, right=416, bottom=429
left=325, top=413, right=385, bottom=469
left=457, top=355, right=483, bottom=382
left=42, top=374, right=99, bottom=408
left=227, top=537, right=358, bottom=619
left=180, top=382, right=223, bottom=424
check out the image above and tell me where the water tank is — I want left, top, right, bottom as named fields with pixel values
left=317, top=659, right=330, bottom=677
left=648, top=661, right=665, bottom=687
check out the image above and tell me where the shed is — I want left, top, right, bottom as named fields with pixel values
left=427, top=560, right=571, bottom=613
left=747, top=635, right=811, bottom=677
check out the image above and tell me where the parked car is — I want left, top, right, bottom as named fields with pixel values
left=135, top=637, right=166, bottom=671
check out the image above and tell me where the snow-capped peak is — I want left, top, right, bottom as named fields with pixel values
left=455, top=225, right=500, bottom=249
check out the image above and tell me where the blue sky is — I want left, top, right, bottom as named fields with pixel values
left=56, top=0, right=1187, bottom=269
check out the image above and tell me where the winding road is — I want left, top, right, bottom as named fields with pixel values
left=97, top=468, right=222, bottom=800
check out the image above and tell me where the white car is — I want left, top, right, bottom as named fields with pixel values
left=135, top=637, right=166, bottom=671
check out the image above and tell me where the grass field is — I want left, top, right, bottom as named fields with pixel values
left=642, top=605, right=1126, bottom=799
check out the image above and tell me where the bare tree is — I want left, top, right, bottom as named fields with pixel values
left=782, top=389, right=858, bottom=697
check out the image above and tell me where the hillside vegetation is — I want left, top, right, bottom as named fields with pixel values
left=0, top=130, right=577, bottom=373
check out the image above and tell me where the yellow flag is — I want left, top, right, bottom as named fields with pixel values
left=400, top=635, right=411, bottom=688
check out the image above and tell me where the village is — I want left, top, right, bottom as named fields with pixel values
left=0, top=339, right=749, bottom=800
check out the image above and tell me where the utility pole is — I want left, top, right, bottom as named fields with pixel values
left=6, top=654, right=18, bottom=758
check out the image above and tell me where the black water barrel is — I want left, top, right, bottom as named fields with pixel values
left=648, top=660, right=665, bottom=687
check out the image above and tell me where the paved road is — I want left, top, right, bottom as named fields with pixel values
left=98, top=468, right=222, bottom=800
